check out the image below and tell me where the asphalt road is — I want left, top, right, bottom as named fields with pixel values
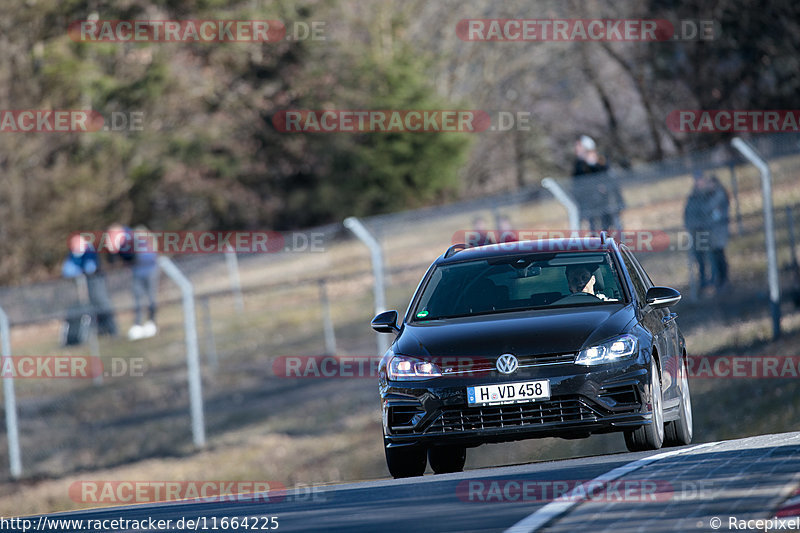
left=11, top=432, right=800, bottom=533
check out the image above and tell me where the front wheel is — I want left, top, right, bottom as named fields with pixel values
left=664, top=354, right=693, bottom=446
left=624, top=356, right=665, bottom=452
left=428, top=446, right=466, bottom=474
left=385, top=445, right=427, bottom=478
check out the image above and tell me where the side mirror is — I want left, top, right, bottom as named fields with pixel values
left=371, top=310, right=400, bottom=334
left=646, top=286, right=681, bottom=308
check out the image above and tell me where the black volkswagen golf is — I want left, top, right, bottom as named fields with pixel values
left=371, top=236, right=693, bottom=478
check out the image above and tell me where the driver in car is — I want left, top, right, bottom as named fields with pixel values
left=565, top=264, right=609, bottom=300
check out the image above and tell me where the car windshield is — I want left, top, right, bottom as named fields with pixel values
left=412, top=251, right=625, bottom=321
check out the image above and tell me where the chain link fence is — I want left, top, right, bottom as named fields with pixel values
left=1, top=133, right=800, bottom=482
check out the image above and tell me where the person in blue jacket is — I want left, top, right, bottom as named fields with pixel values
left=62, top=234, right=117, bottom=336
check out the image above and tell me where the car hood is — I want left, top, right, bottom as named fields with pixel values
left=395, top=304, right=635, bottom=358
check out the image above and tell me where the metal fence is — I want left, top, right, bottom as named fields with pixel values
left=1, top=132, right=800, bottom=481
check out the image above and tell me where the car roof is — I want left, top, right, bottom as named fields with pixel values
left=437, top=237, right=618, bottom=264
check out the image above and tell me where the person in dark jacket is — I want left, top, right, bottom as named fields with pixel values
left=572, top=135, right=624, bottom=232
left=706, top=175, right=730, bottom=289
left=62, top=234, right=117, bottom=336
left=107, top=224, right=159, bottom=340
left=684, top=172, right=730, bottom=292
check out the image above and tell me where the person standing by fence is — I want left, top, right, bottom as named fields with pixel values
left=684, top=172, right=730, bottom=294
left=62, top=233, right=118, bottom=338
left=572, top=134, right=624, bottom=233
left=707, top=175, right=731, bottom=290
left=106, top=224, right=159, bottom=340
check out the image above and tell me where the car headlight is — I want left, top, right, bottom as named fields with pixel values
left=388, top=354, right=442, bottom=380
left=575, top=334, right=638, bottom=365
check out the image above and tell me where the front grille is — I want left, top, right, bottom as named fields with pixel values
left=425, top=398, right=599, bottom=434
left=440, top=353, right=575, bottom=375
left=518, top=353, right=576, bottom=366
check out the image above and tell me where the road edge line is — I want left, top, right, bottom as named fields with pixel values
left=504, top=442, right=718, bottom=533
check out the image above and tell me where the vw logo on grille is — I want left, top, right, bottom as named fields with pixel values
left=496, top=353, right=519, bottom=374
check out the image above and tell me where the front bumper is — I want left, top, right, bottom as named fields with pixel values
left=381, top=359, right=652, bottom=448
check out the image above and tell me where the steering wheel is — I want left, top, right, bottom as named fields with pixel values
left=555, top=292, right=602, bottom=303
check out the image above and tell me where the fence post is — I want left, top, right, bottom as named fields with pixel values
left=729, top=162, right=744, bottom=236
left=318, top=279, right=337, bottom=356
left=788, top=206, right=798, bottom=268
left=541, top=177, right=581, bottom=231
left=343, top=217, right=389, bottom=355
left=200, top=296, right=218, bottom=369
left=157, top=257, right=206, bottom=447
left=224, top=246, right=244, bottom=314
left=731, top=137, right=781, bottom=339
left=0, top=306, right=22, bottom=479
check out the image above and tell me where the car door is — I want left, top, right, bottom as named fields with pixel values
left=621, top=247, right=681, bottom=407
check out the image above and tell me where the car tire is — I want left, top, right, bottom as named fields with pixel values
left=385, top=445, right=427, bottom=478
left=428, top=446, right=467, bottom=474
left=624, top=356, right=665, bottom=452
left=664, top=354, right=693, bottom=446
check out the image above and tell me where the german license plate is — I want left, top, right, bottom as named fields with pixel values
left=467, top=380, right=550, bottom=406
